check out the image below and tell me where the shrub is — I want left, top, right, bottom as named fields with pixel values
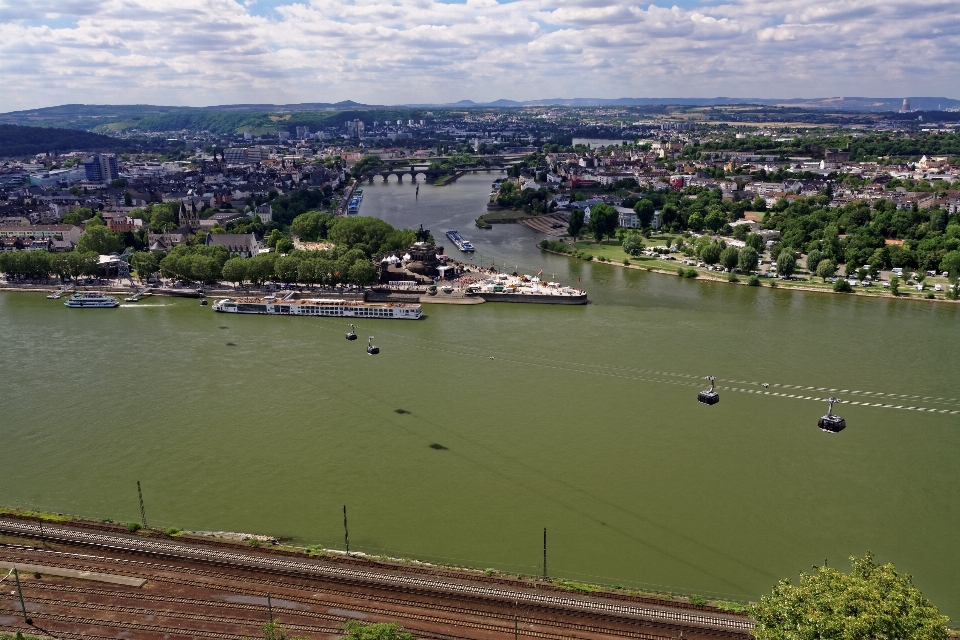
left=623, top=259, right=630, bottom=265
left=126, top=522, right=141, bottom=532
left=684, top=268, right=698, bottom=278
left=165, top=527, right=182, bottom=536
left=583, top=254, right=593, bottom=261
left=249, top=538, right=260, bottom=547
left=834, top=278, right=853, bottom=293
left=677, top=267, right=685, bottom=276
left=769, top=279, right=778, bottom=288
left=690, top=595, right=707, bottom=607
left=925, top=292, right=935, bottom=299
left=748, top=274, right=761, bottom=286
left=727, top=273, right=739, bottom=282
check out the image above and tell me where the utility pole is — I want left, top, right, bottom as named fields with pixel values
left=267, top=592, right=274, bottom=623
left=137, top=481, right=147, bottom=529
left=343, top=505, right=350, bottom=553
left=14, top=567, right=31, bottom=625
left=543, top=528, right=547, bottom=579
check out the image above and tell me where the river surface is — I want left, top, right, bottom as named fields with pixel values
left=3, top=173, right=959, bottom=615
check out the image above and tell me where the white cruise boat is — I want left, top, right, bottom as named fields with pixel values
left=64, top=292, right=120, bottom=308
left=213, top=296, right=422, bottom=319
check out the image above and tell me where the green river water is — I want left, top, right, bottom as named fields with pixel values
left=2, top=173, right=959, bottom=615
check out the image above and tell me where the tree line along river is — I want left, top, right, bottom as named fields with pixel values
left=1, top=173, right=958, bottom=617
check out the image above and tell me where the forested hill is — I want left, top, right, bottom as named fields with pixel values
left=0, top=124, right=118, bottom=157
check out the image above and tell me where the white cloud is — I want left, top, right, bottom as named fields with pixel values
left=0, top=0, right=957, bottom=111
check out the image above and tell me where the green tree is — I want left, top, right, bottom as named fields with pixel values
left=700, top=242, right=722, bottom=265
left=66, top=251, right=99, bottom=279
left=130, top=251, right=161, bottom=281
left=622, top=232, right=644, bottom=256
left=940, top=250, right=960, bottom=283
left=633, top=199, right=655, bottom=228
left=751, top=553, right=948, bottom=640
left=274, top=255, right=301, bottom=284
left=816, top=259, right=836, bottom=282
left=347, top=259, right=377, bottom=286
left=587, top=204, right=618, bottom=242
left=738, top=246, right=759, bottom=274
left=77, top=225, right=123, bottom=255
left=890, top=274, right=900, bottom=296
left=834, top=277, right=853, bottom=292
left=61, top=207, right=94, bottom=226
left=246, top=254, right=275, bottom=286
left=290, top=211, right=334, bottom=241
left=745, top=233, right=764, bottom=253
left=805, top=249, right=824, bottom=274
left=776, top=248, right=797, bottom=278
left=687, top=212, right=704, bottom=231
left=720, top=246, right=740, bottom=271
left=343, top=620, right=415, bottom=640
left=222, top=257, right=248, bottom=286
left=148, top=202, right=179, bottom=232
left=567, top=209, right=585, bottom=238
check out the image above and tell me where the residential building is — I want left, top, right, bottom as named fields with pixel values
left=83, top=154, right=119, bottom=182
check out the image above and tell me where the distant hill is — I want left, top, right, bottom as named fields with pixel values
left=428, top=97, right=960, bottom=111
left=0, top=124, right=119, bottom=157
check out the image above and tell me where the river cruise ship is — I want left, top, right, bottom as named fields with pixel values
left=64, top=292, right=120, bottom=308
left=213, top=296, right=422, bottom=319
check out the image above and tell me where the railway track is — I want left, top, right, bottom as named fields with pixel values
left=3, top=547, right=683, bottom=640
left=0, top=518, right=752, bottom=633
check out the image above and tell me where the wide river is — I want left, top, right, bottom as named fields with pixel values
left=3, top=173, right=959, bottom=616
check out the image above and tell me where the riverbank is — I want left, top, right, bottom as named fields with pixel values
left=0, top=506, right=751, bottom=614
left=538, top=244, right=960, bottom=304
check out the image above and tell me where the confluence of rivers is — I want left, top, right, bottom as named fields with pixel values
left=2, top=173, right=958, bottom=616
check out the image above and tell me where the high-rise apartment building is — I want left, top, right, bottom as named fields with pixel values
left=83, top=154, right=119, bottom=182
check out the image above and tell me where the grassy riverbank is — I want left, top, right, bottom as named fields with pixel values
left=540, top=237, right=960, bottom=303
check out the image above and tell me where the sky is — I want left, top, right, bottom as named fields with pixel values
left=1, top=0, right=958, bottom=112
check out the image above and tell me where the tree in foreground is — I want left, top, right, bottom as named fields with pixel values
left=751, top=553, right=948, bottom=640
left=243, top=620, right=307, bottom=640
left=343, top=620, right=415, bottom=640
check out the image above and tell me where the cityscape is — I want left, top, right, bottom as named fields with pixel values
left=1, top=1, right=958, bottom=639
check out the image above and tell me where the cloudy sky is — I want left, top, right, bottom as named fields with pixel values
left=1, top=0, right=958, bottom=111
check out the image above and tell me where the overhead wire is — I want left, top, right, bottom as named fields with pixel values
left=304, top=317, right=960, bottom=417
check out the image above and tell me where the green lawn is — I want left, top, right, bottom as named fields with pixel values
left=548, top=238, right=958, bottom=301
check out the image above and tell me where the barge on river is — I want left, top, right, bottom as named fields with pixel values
left=213, top=295, right=422, bottom=319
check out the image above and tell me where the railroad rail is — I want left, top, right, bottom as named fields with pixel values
left=0, top=518, right=753, bottom=633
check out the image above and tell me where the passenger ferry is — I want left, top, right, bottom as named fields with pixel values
left=445, top=230, right=475, bottom=252
left=213, top=296, right=422, bottom=319
left=64, top=292, right=120, bottom=308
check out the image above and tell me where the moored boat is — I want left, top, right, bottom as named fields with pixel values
left=213, top=296, right=422, bottom=319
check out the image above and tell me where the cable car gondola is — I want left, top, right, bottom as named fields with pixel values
left=345, top=324, right=357, bottom=341
left=367, top=336, right=379, bottom=355
left=818, top=397, right=846, bottom=433
left=697, top=376, right=719, bottom=405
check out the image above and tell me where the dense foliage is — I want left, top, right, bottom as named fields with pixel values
left=0, top=124, right=118, bottom=156
left=0, top=250, right=99, bottom=280
left=495, top=181, right=556, bottom=214
left=751, top=553, right=948, bottom=640
left=270, top=189, right=328, bottom=227
left=697, top=132, right=960, bottom=161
